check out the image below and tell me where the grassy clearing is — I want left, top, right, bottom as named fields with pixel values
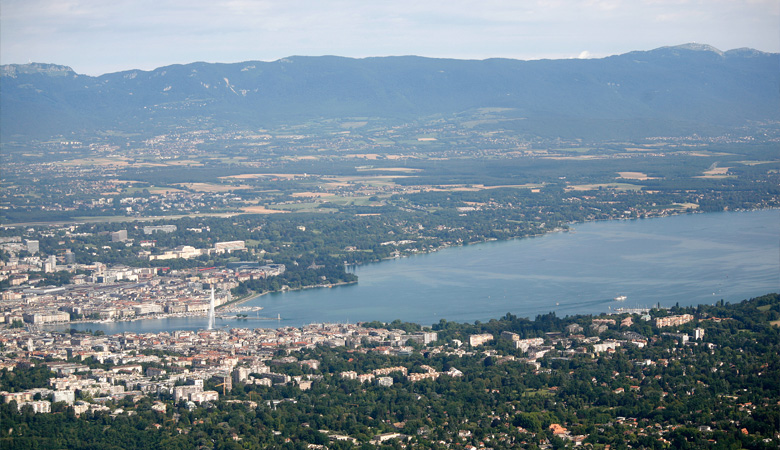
left=271, top=202, right=335, bottom=212
left=244, top=239, right=262, bottom=248
left=522, top=389, right=553, bottom=397
left=545, top=155, right=607, bottom=161
left=327, top=175, right=411, bottom=187
left=320, top=196, right=376, bottom=206
left=356, top=167, right=422, bottom=173
left=671, top=203, right=699, bottom=210
left=624, top=147, right=658, bottom=152
left=124, top=186, right=184, bottom=194
left=165, top=160, right=205, bottom=166
left=59, top=157, right=130, bottom=166
left=617, top=172, right=657, bottom=180
left=240, top=206, right=289, bottom=214
left=566, top=183, right=643, bottom=192
left=553, top=147, right=592, bottom=153
left=340, top=121, right=368, bottom=129
left=698, top=167, right=731, bottom=178
left=178, top=182, right=254, bottom=192
left=221, top=173, right=306, bottom=180
left=462, top=119, right=501, bottom=128
left=425, top=183, right=543, bottom=192
left=737, top=160, right=779, bottom=166
left=71, top=212, right=238, bottom=223
left=477, top=107, right=515, bottom=113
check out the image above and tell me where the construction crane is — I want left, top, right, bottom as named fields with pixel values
left=215, top=382, right=229, bottom=396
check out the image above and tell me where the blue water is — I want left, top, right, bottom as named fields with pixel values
left=64, top=210, right=779, bottom=334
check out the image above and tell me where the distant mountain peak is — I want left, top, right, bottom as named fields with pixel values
left=664, top=43, right=724, bottom=56
left=1, top=63, right=76, bottom=78
left=2, top=46, right=778, bottom=141
left=725, top=47, right=768, bottom=58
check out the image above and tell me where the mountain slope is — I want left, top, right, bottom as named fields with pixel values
left=2, top=44, right=778, bottom=141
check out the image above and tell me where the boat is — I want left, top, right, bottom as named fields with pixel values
left=614, top=295, right=627, bottom=301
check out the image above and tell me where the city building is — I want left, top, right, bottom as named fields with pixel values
left=22, top=311, right=71, bottom=324
left=111, top=230, right=128, bottom=243
left=52, top=390, right=76, bottom=405
left=655, top=314, right=694, bottom=328
left=469, top=333, right=494, bottom=347
left=214, top=241, right=246, bottom=254
left=44, top=255, right=57, bottom=273
left=514, top=337, right=545, bottom=352
left=143, top=225, right=177, bottom=235
left=377, top=377, right=393, bottom=387
left=407, top=331, right=438, bottom=345
left=64, top=250, right=76, bottom=265
left=18, top=401, right=51, bottom=413
left=25, top=240, right=39, bottom=254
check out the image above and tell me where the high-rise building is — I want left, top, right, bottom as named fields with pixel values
left=694, top=328, right=705, bottom=340
left=44, top=255, right=57, bottom=273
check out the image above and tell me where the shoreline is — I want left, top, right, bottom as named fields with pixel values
left=41, top=280, right=360, bottom=329
left=16, top=208, right=778, bottom=332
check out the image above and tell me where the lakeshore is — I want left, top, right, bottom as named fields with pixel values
left=57, top=209, right=779, bottom=334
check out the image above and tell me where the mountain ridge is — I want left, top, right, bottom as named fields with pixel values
left=2, top=44, right=778, bottom=141
left=3, top=43, right=772, bottom=77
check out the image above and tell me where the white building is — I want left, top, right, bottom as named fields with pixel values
left=189, top=391, right=219, bottom=403
left=18, top=400, right=51, bottom=413
left=515, top=337, right=545, bottom=352
left=22, top=311, right=70, bottom=324
left=52, top=390, right=76, bottom=405
left=469, top=333, right=494, bottom=347
left=655, top=314, right=694, bottom=328
left=377, top=377, right=394, bottom=387
left=593, top=341, right=621, bottom=353
left=149, top=245, right=204, bottom=261
left=214, top=241, right=246, bottom=254
left=133, top=304, right=163, bottom=316
left=143, top=225, right=177, bottom=235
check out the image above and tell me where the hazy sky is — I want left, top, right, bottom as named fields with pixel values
left=2, top=0, right=778, bottom=76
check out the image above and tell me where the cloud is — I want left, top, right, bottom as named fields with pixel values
left=578, top=51, right=592, bottom=59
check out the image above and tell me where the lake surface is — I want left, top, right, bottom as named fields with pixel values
left=65, top=209, right=779, bottom=334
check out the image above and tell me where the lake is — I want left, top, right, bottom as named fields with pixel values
left=64, top=209, right=779, bottom=334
